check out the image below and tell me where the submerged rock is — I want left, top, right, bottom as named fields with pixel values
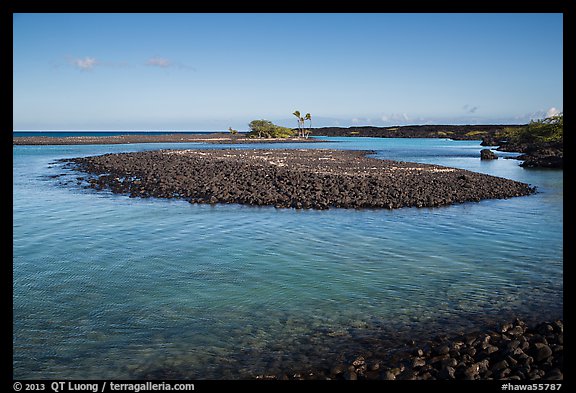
left=252, top=319, right=563, bottom=381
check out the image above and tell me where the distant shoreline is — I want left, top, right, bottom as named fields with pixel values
left=13, top=125, right=519, bottom=145
left=13, top=132, right=320, bottom=145
left=15, top=125, right=562, bottom=169
left=312, top=124, right=523, bottom=140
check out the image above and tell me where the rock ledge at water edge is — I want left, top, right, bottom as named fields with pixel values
left=63, top=149, right=536, bottom=210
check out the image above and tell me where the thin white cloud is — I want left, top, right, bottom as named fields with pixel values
left=66, top=55, right=192, bottom=72
left=546, top=107, right=561, bottom=118
left=146, top=56, right=171, bottom=68
left=518, top=107, right=563, bottom=122
left=351, top=117, right=372, bottom=125
left=381, top=113, right=410, bottom=123
left=72, top=57, right=97, bottom=71
left=146, top=56, right=197, bottom=71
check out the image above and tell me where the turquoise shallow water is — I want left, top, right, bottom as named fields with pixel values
left=13, top=138, right=563, bottom=379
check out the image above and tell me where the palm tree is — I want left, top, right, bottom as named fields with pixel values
left=293, top=110, right=303, bottom=137
left=304, top=113, right=311, bottom=139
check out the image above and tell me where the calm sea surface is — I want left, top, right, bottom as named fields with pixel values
left=13, top=137, right=563, bottom=379
left=13, top=131, right=217, bottom=137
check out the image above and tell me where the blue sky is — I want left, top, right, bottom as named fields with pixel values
left=13, top=13, right=563, bottom=131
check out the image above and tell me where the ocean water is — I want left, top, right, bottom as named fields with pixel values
left=13, top=137, right=563, bottom=379
left=13, top=131, right=220, bottom=137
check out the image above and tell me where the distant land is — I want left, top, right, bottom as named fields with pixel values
left=312, top=123, right=562, bottom=168
left=13, top=123, right=562, bottom=169
left=311, top=124, right=524, bottom=140
left=14, top=124, right=523, bottom=142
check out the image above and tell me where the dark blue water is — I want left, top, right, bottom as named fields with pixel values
left=13, top=131, right=223, bottom=137
left=13, top=137, right=563, bottom=379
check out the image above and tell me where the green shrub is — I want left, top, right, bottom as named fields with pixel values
left=497, top=114, right=562, bottom=144
left=247, top=119, right=296, bottom=138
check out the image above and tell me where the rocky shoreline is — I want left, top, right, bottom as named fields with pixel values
left=255, top=318, right=563, bottom=380
left=61, top=149, right=535, bottom=210
left=13, top=132, right=320, bottom=145
left=487, top=139, right=563, bottom=169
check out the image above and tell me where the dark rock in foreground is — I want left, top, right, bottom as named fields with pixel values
left=257, top=319, right=563, bottom=380
left=63, top=149, right=535, bottom=210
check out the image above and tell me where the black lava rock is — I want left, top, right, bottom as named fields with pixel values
left=480, top=149, right=498, bottom=160
left=63, top=149, right=535, bottom=211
